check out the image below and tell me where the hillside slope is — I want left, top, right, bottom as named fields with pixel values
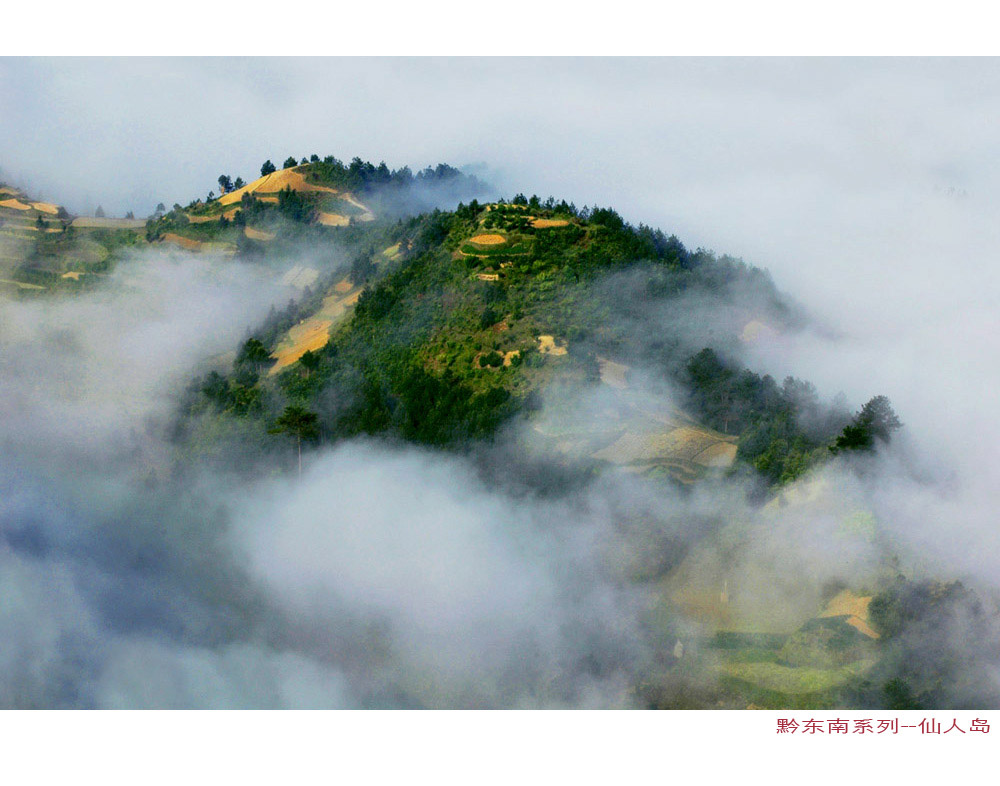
left=177, top=196, right=826, bottom=488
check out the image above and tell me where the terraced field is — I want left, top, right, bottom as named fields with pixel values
left=268, top=278, right=363, bottom=375
left=532, top=354, right=738, bottom=484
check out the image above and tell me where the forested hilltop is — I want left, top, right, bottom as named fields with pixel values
left=167, top=182, right=894, bottom=495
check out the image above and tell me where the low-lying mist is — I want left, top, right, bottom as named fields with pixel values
left=0, top=244, right=987, bottom=709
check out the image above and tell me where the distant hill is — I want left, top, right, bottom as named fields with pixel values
left=0, top=155, right=487, bottom=293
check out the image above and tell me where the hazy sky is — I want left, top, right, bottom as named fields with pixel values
left=2, top=58, right=994, bottom=219
left=3, top=58, right=998, bottom=307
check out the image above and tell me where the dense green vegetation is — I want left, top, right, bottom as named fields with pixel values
left=174, top=191, right=901, bottom=495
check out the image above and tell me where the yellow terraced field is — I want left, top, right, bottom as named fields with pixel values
left=469, top=234, right=507, bottom=245
left=592, top=426, right=732, bottom=465
left=531, top=218, right=569, bottom=228
left=219, top=167, right=338, bottom=206
left=268, top=283, right=363, bottom=375
left=160, top=233, right=203, bottom=251
left=269, top=319, right=334, bottom=374
left=692, top=441, right=738, bottom=467
left=820, top=590, right=879, bottom=639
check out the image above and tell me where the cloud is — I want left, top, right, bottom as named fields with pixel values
left=3, top=57, right=1000, bottom=707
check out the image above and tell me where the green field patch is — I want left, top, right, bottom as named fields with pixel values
left=721, top=658, right=874, bottom=695
left=711, top=632, right=787, bottom=650
left=717, top=676, right=839, bottom=710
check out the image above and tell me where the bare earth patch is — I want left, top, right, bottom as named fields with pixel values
left=31, top=202, right=60, bottom=215
left=317, top=212, right=349, bottom=226
left=61, top=271, right=85, bottom=280
left=333, top=278, right=353, bottom=293
left=0, top=199, right=32, bottom=211
left=244, top=227, right=275, bottom=241
left=538, top=334, right=568, bottom=356
left=476, top=272, right=499, bottom=281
